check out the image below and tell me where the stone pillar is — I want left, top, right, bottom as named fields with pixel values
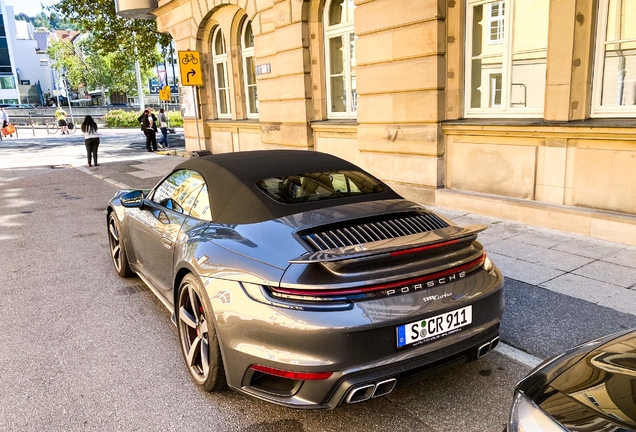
left=354, top=0, right=446, bottom=199
left=445, top=0, right=464, bottom=121
left=544, top=0, right=597, bottom=121
left=253, top=0, right=314, bottom=148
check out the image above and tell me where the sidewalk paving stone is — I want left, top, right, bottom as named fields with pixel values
left=508, top=231, right=564, bottom=249
left=489, top=252, right=564, bottom=286
left=486, top=238, right=545, bottom=260
left=600, top=247, right=636, bottom=268
left=598, top=289, right=636, bottom=315
left=521, top=249, right=595, bottom=272
left=127, top=170, right=162, bottom=179
left=539, top=273, right=623, bottom=304
left=479, top=222, right=526, bottom=240
left=553, top=237, right=627, bottom=259
left=573, top=260, right=636, bottom=288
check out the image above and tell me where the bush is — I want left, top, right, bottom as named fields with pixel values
left=103, top=109, right=183, bottom=128
left=167, top=111, right=183, bottom=127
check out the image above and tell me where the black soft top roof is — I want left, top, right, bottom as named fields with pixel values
left=174, top=150, right=401, bottom=224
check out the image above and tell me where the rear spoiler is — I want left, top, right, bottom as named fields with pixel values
left=289, top=224, right=487, bottom=264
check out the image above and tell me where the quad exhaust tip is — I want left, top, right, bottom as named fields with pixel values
left=344, top=336, right=500, bottom=404
left=477, top=336, right=500, bottom=359
left=345, top=378, right=397, bottom=404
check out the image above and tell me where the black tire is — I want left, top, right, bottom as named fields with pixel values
left=107, top=212, right=133, bottom=278
left=177, top=274, right=227, bottom=391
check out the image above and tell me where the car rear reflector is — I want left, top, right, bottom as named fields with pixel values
left=250, top=364, right=333, bottom=380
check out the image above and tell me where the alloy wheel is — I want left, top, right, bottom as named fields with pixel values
left=108, top=216, right=122, bottom=273
left=178, top=284, right=210, bottom=382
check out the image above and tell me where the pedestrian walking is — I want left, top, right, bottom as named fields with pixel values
left=137, top=107, right=158, bottom=152
left=157, top=108, right=169, bottom=148
left=55, top=107, right=69, bottom=134
left=1, top=107, right=9, bottom=128
left=0, top=108, right=12, bottom=137
left=81, top=115, right=100, bottom=167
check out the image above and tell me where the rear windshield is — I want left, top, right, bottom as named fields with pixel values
left=256, top=171, right=386, bottom=204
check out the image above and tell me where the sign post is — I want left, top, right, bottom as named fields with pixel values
left=178, top=50, right=204, bottom=152
left=159, top=85, right=171, bottom=112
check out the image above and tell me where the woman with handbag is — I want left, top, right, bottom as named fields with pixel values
left=81, top=115, right=100, bottom=167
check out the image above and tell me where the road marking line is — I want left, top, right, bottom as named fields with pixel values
left=494, top=342, right=543, bottom=368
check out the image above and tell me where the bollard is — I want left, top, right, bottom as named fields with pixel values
left=31, top=121, right=35, bottom=136
left=45, top=120, right=49, bottom=135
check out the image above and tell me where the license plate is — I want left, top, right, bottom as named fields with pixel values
left=396, top=306, right=472, bottom=348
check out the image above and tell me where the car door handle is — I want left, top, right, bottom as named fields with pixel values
left=161, top=237, right=173, bottom=248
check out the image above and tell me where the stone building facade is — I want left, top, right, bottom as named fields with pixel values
left=147, top=0, right=636, bottom=245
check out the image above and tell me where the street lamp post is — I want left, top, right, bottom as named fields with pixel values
left=133, top=32, right=145, bottom=109
left=62, top=74, right=74, bottom=125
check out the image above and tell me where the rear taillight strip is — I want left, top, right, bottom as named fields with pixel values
left=389, top=239, right=460, bottom=257
left=271, top=253, right=486, bottom=298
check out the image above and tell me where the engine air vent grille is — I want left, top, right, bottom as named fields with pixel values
left=298, top=212, right=449, bottom=252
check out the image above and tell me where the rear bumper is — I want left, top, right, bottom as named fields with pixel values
left=231, top=324, right=501, bottom=409
left=209, top=266, right=504, bottom=409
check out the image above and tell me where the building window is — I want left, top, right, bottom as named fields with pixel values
left=488, top=2, right=505, bottom=43
left=592, top=0, right=636, bottom=116
left=489, top=73, right=502, bottom=107
left=212, top=28, right=231, bottom=118
left=40, top=59, right=48, bottom=66
left=241, top=21, right=258, bottom=119
left=465, top=0, right=549, bottom=117
left=324, top=0, right=356, bottom=118
left=0, top=75, right=15, bottom=89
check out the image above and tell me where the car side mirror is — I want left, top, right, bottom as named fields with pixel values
left=121, top=190, right=144, bottom=208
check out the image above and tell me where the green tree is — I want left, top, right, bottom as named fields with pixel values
left=20, top=11, right=77, bottom=31
left=31, top=12, right=50, bottom=29
left=51, top=0, right=172, bottom=70
left=47, top=36, right=157, bottom=102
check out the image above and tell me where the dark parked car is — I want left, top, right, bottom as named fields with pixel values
left=508, top=329, right=636, bottom=431
left=107, top=150, right=504, bottom=409
left=106, top=103, right=130, bottom=108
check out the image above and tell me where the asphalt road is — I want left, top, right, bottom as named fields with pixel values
left=3, top=133, right=634, bottom=431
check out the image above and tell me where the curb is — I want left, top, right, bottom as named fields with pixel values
left=494, top=343, right=543, bottom=368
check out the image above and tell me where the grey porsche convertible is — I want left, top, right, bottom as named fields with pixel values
left=106, top=150, right=504, bottom=409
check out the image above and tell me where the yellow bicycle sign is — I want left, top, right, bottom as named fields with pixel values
left=181, top=53, right=199, bottom=65
left=178, top=50, right=203, bottom=86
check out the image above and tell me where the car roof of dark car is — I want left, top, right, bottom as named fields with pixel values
left=174, top=150, right=401, bottom=224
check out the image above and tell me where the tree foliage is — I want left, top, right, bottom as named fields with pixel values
left=15, top=11, right=77, bottom=31
left=50, top=0, right=172, bottom=70
left=47, top=36, right=156, bottom=96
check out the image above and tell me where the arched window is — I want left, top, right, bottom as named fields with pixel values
left=241, top=21, right=258, bottom=118
left=324, top=0, right=356, bottom=118
left=212, top=28, right=231, bottom=118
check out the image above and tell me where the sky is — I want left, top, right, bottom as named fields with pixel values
left=4, top=0, right=57, bottom=17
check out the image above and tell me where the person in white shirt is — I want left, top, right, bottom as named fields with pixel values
left=1, top=107, right=9, bottom=127
left=0, top=108, right=11, bottom=137
left=81, top=115, right=100, bottom=167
